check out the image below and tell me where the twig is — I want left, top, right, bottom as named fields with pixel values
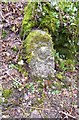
left=59, top=111, right=77, bottom=120
left=7, top=72, right=15, bottom=81
left=20, top=104, right=50, bottom=111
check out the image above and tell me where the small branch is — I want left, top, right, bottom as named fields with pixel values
left=59, top=111, right=77, bottom=120
left=7, top=72, right=15, bottom=81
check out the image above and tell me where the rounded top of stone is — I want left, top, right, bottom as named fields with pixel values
left=25, top=29, right=52, bottom=44
left=34, top=30, right=46, bottom=35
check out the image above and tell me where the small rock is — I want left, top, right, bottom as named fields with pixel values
left=30, top=109, right=41, bottom=118
left=2, top=115, right=10, bottom=118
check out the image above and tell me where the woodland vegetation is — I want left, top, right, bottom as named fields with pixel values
left=0, top=0, right=79, bottom=119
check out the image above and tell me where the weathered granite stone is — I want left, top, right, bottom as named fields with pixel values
left=23, top=30, right=55, bottom=80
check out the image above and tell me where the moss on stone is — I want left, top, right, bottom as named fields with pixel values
left=23, top=30, right=53, bottom=63
left=20, top=3, right=36, bottom=39
left=20, top=2, right=57, bottom=40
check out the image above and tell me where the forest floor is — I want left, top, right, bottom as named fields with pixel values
left=0, top=2, right=79, bottom=119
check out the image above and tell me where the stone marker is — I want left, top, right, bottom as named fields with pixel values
left=23, top=30, right=55, bottom=80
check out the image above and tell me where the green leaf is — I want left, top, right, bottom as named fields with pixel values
left=2, top=30, right=7, bottom=38
left=2, top=89, right=12, bottom=98
left=56, top=73, right=63, bottom=80
left=9, top=64, right=17, bottom=69
left=52, top=90, right=60, bottom=95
